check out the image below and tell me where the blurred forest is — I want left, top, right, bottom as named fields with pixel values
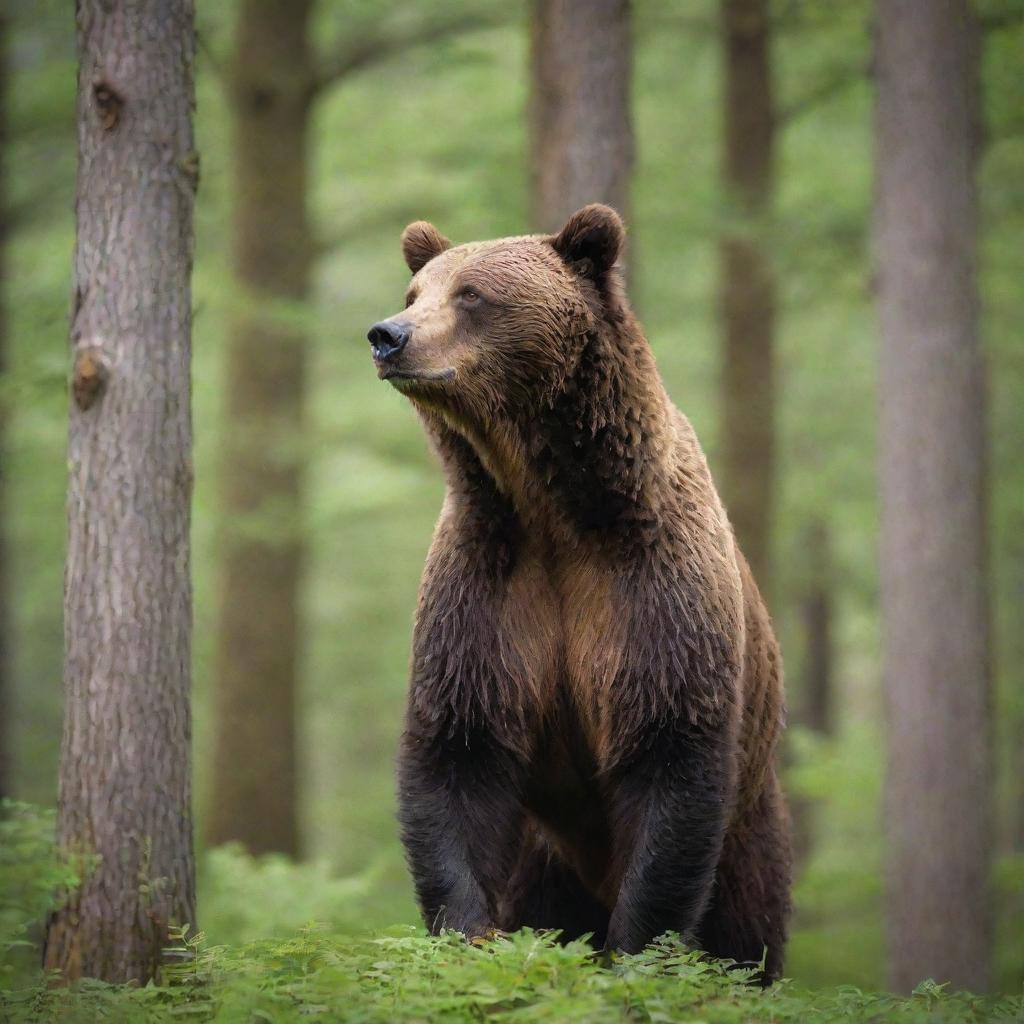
left=2, top=0, right=1023, bottom=999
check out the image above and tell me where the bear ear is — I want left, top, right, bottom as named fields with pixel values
left=551, top=204, right=625, bottom=281
left=401, top=221, right=452, bottom=274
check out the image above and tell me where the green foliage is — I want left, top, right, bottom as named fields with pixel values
left=1, top=816, right=1021, bottom=1019
left=3, top=928, right=1021, bottom=1024
left=785, top=726, right=885, bottom=988
left=0, top=802, right=78, bottom=987
left=199, top=844, right=393, bottom=946
left=995, top=854, right=1024, bottom=990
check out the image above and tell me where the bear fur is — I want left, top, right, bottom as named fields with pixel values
left=368, top=205, right=792, bottom=982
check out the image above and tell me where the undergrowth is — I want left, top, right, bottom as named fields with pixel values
left=2, top=803, right=1022, bottom=1022
left=2, top=927, right=1022, bottom=1023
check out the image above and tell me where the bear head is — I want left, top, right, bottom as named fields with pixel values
left=367, top=204, right=627, bottom=428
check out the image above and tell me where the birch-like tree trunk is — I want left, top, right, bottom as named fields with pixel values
left=529, top=0, right=633, bottom=232
left=875, top=0, right=991, bottom=993
left=43, top=0, right=197, bottom=984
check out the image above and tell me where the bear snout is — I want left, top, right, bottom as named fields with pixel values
left=367, top=320, right=411, bottom=364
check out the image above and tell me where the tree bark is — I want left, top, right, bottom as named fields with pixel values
left=0, top=9, right=10, bottom=803
left=875, top=0, right=991, bottom=993
left=717, top=0, right=776, bottom=600
left=206, top=0, right=313, bottom=858
left=43, top=0, right=197, bottom=984
left=528, top=0, right=633, bottom=232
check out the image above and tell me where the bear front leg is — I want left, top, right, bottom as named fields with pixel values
left=695, top=771, right=791, bottom=983
left=397, top=421, right=532, bottom=938
left=398, top=725, right=527, bottom=939
left=604, top=719, right=735, bottom=954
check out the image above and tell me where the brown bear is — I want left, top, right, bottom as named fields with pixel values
left=367, top=205, right=792, bottom=982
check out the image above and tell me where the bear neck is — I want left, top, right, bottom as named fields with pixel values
left=435, top=313, right=674, bottom=548
left=520, top=318, right=671, bottom=540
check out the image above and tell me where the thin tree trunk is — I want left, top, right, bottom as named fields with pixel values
left=790, top=517, right=834, bottom=868
left=44, top=0, right=197, bottom=984
left=801, top=519, right=834, bottom=737
left=876, top=0, right=991, bottom=993
left=0, top=9, right=10, bottom=803
left=528, top=0, right=633, bottom=232
left=207, top=0, right=313, bottom=858
left=717, top=0, right=776, bottom=598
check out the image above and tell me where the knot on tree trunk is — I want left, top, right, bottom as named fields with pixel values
left=92, top=77, right=124, bottom=131
left=72, top=345, right=109, bottom=411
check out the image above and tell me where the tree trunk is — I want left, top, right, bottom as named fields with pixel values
left=875, top=0, right=991, bottom=993
left=0, top=9, right=9, bottom=803
left=717, top=0, right=776, bottom=598
left=800, top=519, right=834, bottom=738
left=44, top=0, right=197, bottom=984
left=206, top=0, right=313, bottom=858
left=790, top=517, right=834, bottom=868
left=528, top=0, right=633, bottom=232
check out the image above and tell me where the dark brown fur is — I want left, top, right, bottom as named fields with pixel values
left=373, top=205, right=792, bottom=981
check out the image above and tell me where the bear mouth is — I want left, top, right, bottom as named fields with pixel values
left=381, top=367, right=455, bottom=391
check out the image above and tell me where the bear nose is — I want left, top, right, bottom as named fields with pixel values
left=367, top=321, right=410, bottom=362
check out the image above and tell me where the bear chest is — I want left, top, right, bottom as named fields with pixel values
left=497, top=547, right=624, bottom=762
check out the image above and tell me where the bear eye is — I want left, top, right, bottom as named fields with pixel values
left=458, top=287, right=482, bottom=305
left=404, top=292, right=417, bottom=309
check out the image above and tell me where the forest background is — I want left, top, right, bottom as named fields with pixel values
left=2, top=0, right=1023, bottom=998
